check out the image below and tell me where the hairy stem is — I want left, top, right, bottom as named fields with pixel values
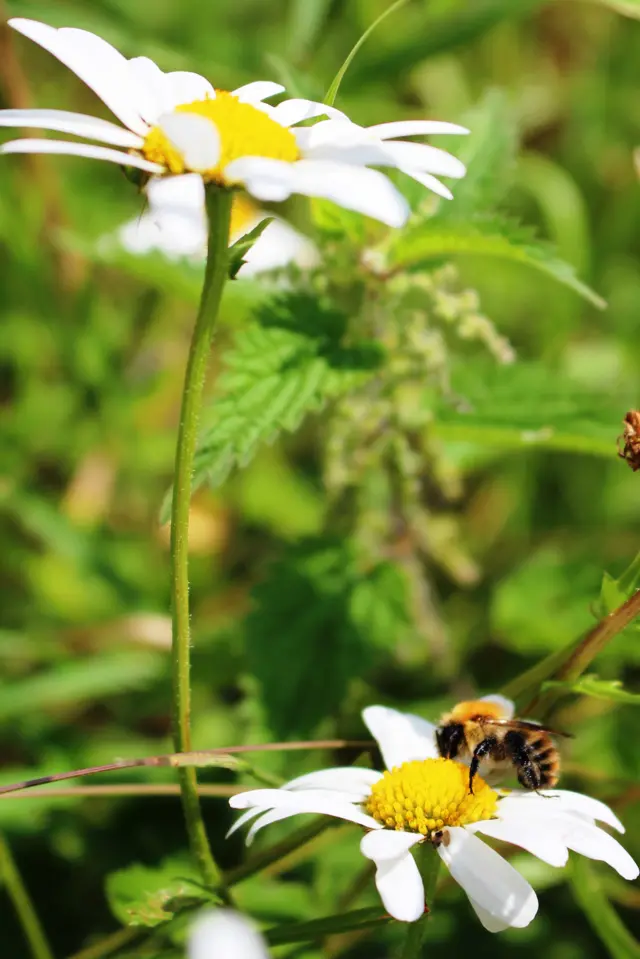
left=170, top=185, right=233, bottom=894
left=0, top=833, right=54, bottom=959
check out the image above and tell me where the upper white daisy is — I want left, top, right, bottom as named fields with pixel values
left=228, top=703, right=638, bottom=932
left=0, top=18, right=469, bottom=227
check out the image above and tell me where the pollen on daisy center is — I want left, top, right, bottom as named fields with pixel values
left=142, top=91, right=299, bottom=181
left=365, top=758, right=498, bottom=836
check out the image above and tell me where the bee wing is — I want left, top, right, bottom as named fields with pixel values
left=481, top=718, right=574, bottom=738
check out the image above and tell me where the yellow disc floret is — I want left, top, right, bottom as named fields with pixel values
left=142, top=91, right=299, bottom=182
left=365, top=758, right=498, bottom=836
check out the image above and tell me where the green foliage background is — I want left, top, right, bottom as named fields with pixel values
left=0, top=0, right=639, bottom=956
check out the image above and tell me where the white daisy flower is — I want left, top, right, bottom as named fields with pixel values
left=0, top=19, right=469, bottom=228
left=188, top=909, right=268, bottom=959
left=228, top=703, right=638, bottom=932
left=105, top=172, right=319, bottom=276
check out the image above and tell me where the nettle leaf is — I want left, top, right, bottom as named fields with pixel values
left=190, top=294, right=381, bottom=500
left=542, top=675, right=640, bottom=706
left=228, top=218, right=274, bottom=279
left=432, top=359, right=625, bottom=458
left=245, top=539, right=411, bottom=737
left=106, top=857, right=213, bottom=927
left=389, top=215, right=605, bottom=308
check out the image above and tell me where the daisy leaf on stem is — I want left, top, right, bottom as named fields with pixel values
left=228, top=217, right=274, bottom=279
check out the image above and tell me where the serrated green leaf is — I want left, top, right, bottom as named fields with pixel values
left=570, top=858, right=640, bottom=959
left=542, top=675, right=640, bottom=705
left=436, top=89, right=518, bottom=218
left=161, top=295, right=383, bottom=520
left=228, top=218, right=274, bottom=279
left=245, top=540, right=411, bottom=737
left=431, top=359, right=624, bottom=457
left=106, top=857, right=212, bottom=927
left=389, top=216, right=605, bottom=308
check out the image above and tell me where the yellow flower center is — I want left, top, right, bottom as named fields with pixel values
left=365, top=758, right=498, bottom=836
left=142, top=91, right=299, bottom=182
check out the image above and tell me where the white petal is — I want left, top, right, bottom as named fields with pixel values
left=467, top=897, right=512, bottom=933
left=165, top=72, right=215, bottom=111
left=146, top=172, right=206, bottom=211
left=470, top=817, right=568, bottom=868
left=362, top=705, right=439, bottom=770
left=9, top=19, right=149, bottom=136
left=233, top=81, right=285, bottom=103
left=361, top=829, right=423, bottom=861
left=367, top=120, right=469, bottom=139
left=403, top=169, right=453, bottom=200
left=127, top=57, right=174, bottom=122
left=115, top=209, right=205, bottom=260
left=360, top=834, right=425, bottom=922
left=157, top=113, right=220, bottom=172
left=437, top=827, right=538, bottom=928
left=283, top=766, right=382, bottom=797
left=0, top=137, right=163, bottom=173
left=229, top=787, right=380, bottom=830
left=239, top=219, right=320, bottom=276
left=188, top=909, right=269, bottom=959
left=269, top=98, right=346, bottom=128
left=479, top=694, right=515, bottom=719
left=0, top=109, right=142, bottom=148
left=245, top=806, right=313, bottom=846
left=225, top=157, right=294, bottom=201
left=293, top=159, right=409, bottom=227
left=562, top=823, right=639, bottom=880
left=500, top=790, right=625, bottom=833
left=379, top=140, right=466, bottom=178
left=225, top=806, right=265, bottom=839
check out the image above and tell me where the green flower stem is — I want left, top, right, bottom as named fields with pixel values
left=0, top=832, right=54, bottom=959
left=170, top=185, right=233, bottom=894
left=266, top=907, right=391, bottom=945
left=398, top=845, right=440, bottom=959
left=224, top=817, right=334, bottom=886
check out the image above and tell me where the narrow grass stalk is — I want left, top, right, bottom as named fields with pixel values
left=170, top=185, right=233, bottom=894
left=0, top=832, right=54, bottom=959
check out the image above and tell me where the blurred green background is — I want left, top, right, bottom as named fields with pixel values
left=1, top=0, right=639, bottom=956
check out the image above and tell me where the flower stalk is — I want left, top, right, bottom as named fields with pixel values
left=170, top=184, right=233, bottom=894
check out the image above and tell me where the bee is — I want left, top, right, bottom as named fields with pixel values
left=435, top=695, right=571, bottom=794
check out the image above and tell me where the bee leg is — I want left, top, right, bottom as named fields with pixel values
left=504, top=731, right=541, bottom=791
left=469, top=739, right=496, bottom=795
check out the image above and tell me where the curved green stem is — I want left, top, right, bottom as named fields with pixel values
left=0, top=832, right=54, bottom=959
left=170, top=185, right=233, bottom=894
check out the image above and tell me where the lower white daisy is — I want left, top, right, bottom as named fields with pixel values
left=228, top=705, right=638, bottom=931
left=189, top=909, right=268, bottom=959
left=105, top=172, right=319, bottom=276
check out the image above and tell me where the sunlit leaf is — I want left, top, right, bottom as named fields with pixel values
left=542, top=675, right=640, bottom=705
left=106, top=857, right=213, bottom=927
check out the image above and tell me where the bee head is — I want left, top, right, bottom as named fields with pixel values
left=435, top=722, right=465, bottom=759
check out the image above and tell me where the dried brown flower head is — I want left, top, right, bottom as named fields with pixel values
left=618, top=411, right=640, bottom=471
